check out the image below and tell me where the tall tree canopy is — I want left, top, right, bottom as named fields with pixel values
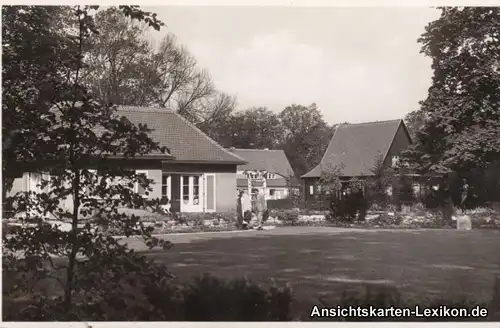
left=204, top=103, right=335, bottom=177
left=279, top=103, right=335, bottom=176
left=82, top=8, right=235, bottom=126
left=217, top=107, right=284, bottom=149
left=403, top=109, right=426, bottom=142
left=82, top=7, right=157, bottom=106
left=403, top=7, right=500, bottom=174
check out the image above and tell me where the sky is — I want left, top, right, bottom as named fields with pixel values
left=142, top=6, right=441, bottom=125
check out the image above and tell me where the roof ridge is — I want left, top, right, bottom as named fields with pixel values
left=172, top=112, right=248, bottom=163
left=231, top=148, right=285, bottom=152
left=340, top=119, right=402, bottom=127
left=118, top=106, right=176, bottom=113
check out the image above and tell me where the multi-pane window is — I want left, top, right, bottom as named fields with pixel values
left=193, top=176, right=200, bottom=205
left=182, top=175, right=190, bottom=204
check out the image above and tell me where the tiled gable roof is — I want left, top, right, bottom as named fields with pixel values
left=118, top=106, right=247, bottom=164
left=229, top=148, right=294, bottom=177
left=302, top=119, right=405, bottom=178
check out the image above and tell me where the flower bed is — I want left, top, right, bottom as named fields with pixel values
left=268, top=207, right=500, bottom=230
left=4, top=209, right=241, bottom=235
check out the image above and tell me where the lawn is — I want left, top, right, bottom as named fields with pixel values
left=144, top=227, right=500, bottom=312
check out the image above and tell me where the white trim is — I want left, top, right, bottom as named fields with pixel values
left=204, top=173, right=216, bottom=213
left=135, top=170, right=149, bottom=198
left=181, top=175, right=204, bottom=212
left=161, top=174, right=172, bottom=200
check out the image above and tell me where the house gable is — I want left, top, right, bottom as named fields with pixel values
left=301, top=119, right=405, bottom=179
left=382, top=120, right=413, bottom=169
left=229, top=148, right=294, bottom=177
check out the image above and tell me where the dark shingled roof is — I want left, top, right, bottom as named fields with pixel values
left=229, top=148, right=294, bottom=177
left=302, top=119, right=404, bottom=178
left=118, top=106, right=247, bottom=164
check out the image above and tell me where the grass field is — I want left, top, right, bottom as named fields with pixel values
left=144, top=227, right=500, bottom=310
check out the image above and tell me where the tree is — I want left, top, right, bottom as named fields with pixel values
left=2, top=6, right=74, bottom=200
left=403, top=7, right=500, bottom=174
left=316, top=164, right=367, bottom=222
left=82, top=11, right=235, bottom=126
left=2, top=5, right=172, bottom=320
left=367, top=153, right=394, bottom=209
left=196, top=92, right=237, bottom=142
left=403, top=109, right=426, bottom=142
left=279, top=103, right=334, bottom=176
left=82, top=7, right=158, bottom=106
left=217, top=107, right=284, bottom=149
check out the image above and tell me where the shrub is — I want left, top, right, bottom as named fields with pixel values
left=214, top=212, right=238, bottom=225
left=399, top=175, right=416, bottom=205
left=267, top=199, right=294, bottom=209
left=298, top=209, right=329, bottom=216
left=4, top=270, right=293, bottom=321
left=171, top=212, right=237, bottom=227
left=183, top=274, right=293, bottom=321
left=326, top=190, right=367, bottom=223
left=272, top=209, right=300, bottom=225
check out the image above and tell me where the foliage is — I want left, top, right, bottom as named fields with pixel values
left=402, top=7, right=500, bottom=174
left=279, top=103, right=335, bottom=175
left=284, top=172, right=302, bottom=207
left=398, top=174, right=416, bottom=205
left=217, top=107, right=284, bottom=149
left=182, top=274, right=293, bottom=321
left=367, top=153, right=393, bottom=208
left=4, top=271, right=293, bottom=321
left=81, top=7, right=236, bottom=127
left=267, top=199, right=295, bottom=210
left=206, top=102, right=334, bottom=178
left=2, top=5, right=173, bottom=318
left=272, top=209, right=300, bottom=225
left=314, top=165, right=368, bottom=222
left=173, top=212, right=237, bottom=227
left=403, top=109, right=426, bottom=142
left=82, top=7, right=159, bottom=107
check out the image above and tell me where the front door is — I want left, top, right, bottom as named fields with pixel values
left=181, top=175, right=203, bottom=212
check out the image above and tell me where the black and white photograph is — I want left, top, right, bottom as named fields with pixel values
left=2, top=1, right=500, bottom=322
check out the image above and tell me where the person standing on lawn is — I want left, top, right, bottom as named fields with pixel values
left=240, top=189, right=252, bottom=229
left=252, top=188, right=267, bottom=230
left=460, top=178, right=469, bottom=214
